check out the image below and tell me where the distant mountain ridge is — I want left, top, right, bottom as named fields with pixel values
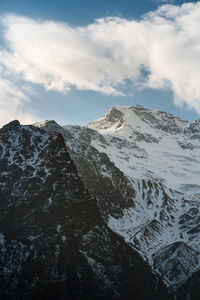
left=0, top=105, right=200, bottom=299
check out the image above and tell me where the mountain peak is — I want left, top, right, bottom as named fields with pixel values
left=89, top=105, right=189, bottom=136
left=1, top=120, right=20, bottom=131
left=34, top=120, right=64, bottom=135
left=87, top=105, right=200, bottom=195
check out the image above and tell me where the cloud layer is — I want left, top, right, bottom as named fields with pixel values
left=0, top=1, right=200, bottom=125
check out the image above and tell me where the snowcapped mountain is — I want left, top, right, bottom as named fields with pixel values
left=0, top=105, right=200, bottom=299
left=85, top=105, right=200, bottom=287
left=61, top=106, right=200, bottom=291
left=88, top=105, right=200, bottom=195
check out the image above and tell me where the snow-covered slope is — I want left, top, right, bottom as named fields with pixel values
left=108, top=181, right=200, bottom=287
left=89, top=105, right=200, bottom=195
left=59, top=105, right=200, bottom=290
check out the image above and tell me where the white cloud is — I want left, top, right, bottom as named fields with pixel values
left=0, top=70, right=38, bottom=127
left=0, top=2, right=200, bottom=114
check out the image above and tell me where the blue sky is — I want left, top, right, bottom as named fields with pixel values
left=0, top=0, right=199, bottom=126
left=0, top=0, right=172, bottom=23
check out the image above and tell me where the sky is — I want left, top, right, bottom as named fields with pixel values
left=0, top=0, right=200, bottom=126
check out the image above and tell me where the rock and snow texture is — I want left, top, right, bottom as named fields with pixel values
left=0, top=119, right=169, bottom=299
left=107, top=181, right=200, bottom=287
left=60, top=105, right=200, bottom=289
left=0, top=105, right=200, bottom=299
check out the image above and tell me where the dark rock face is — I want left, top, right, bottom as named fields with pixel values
left=0, top=122, right=170, bottom=299
left=152, top=242, right=199, bottom=287
left=62, top=125, right=136, bottom=220
left=175, top=270, right=200, bottom=300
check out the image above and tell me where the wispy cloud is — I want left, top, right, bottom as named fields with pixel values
left=0, top=66, right=38, bottom=126
left=0, top=1, right=200, bottom=121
